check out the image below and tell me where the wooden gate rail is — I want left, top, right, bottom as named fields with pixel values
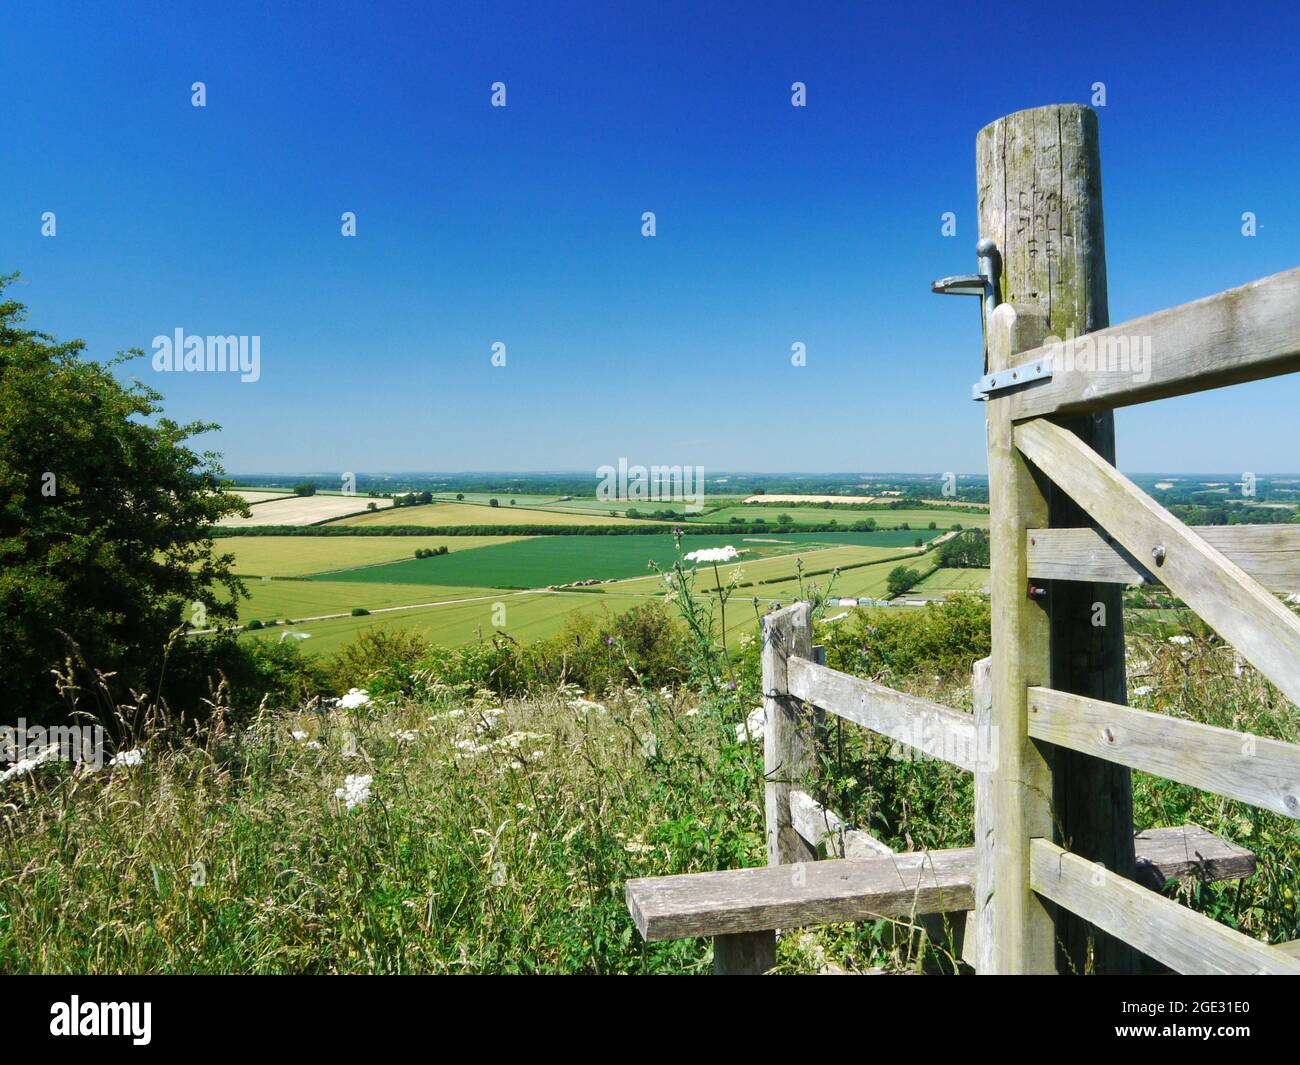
left=1003, top=265, right=1300, bottom=420
left=1027, top=687, right=1300, bottom=819
left=1026, top=525, right=1300, bottom=591
left=1014, top=417, right=1300, bottom=706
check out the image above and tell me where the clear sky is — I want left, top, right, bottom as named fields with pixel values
left=3, top=1, right=1298, bottom=475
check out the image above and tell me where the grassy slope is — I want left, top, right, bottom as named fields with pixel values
left=909, top=567, right=992, bottom=595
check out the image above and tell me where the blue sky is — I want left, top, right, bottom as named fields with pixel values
left=3, top=1, right=1298, bottom=475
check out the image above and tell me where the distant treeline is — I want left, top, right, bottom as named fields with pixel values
left=1169, top=503, right=1299, bottom=526
left=225, top=472, right=992, bottom=502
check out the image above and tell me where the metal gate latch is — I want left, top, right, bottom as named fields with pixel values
left=932, top=238, right=1053, bottom=400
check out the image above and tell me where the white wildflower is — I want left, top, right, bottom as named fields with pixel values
left=736, top=706, right=766, bottom=743
left=454, top=739, right=488, bottom=755
left=334, top=773, right=373, bottom=811
left=390, top=729, right=420, bottom=744
left=305, top=741, right=322, bottom=750
left=110, top=748, right=144, bottom=769
left=685, top=707, right=700, bottom=717
left=1131, top=685, right=1153, bottom=697
left=0, top=745, right=61, bottom=785
left=1168, top=635, right=1193, bottom=645
left=290, top=730, right=309, bottom=742
left=338, top=688, right=371, bottom=709
left=684, top=546, right=739, bottom=564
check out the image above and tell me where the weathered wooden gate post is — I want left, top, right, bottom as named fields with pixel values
left=978, top=104, right=1138, bottom=973
left=711, top=602, right=815, bottom=974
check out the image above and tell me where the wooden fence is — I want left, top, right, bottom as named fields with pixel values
left=626, top=102, right=1300, bottom=974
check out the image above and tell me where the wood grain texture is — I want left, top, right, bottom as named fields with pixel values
left=789, top=789, right=894, bottom=859
left=1131, top=825, right=1257, bottom=890
left=1030, top=839, right=1300, bottom=974
left=1027, top=524, right=1300, bottom=591
left=1016, top=418, right=1300, bottom=707
left=763, top=603, right=816, bottom=867
left=626, top=849, right=976, bottom=941
left=1005, top=267, right=1300, bottom=420
left=712, top=931, right=776, bottom=975
left=785, top=657, right=976, bottom=770
left=983, top=302, right=1057, bottom=974
left=969, top=656, right=995, bottom=974
left=1028, top=686, right=1300, bottom=819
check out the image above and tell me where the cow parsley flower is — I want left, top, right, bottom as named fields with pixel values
left=110, top=749, right=144, bottom=769
left=736, top=706, right=766, bottom=743
left=338, top=688, right=371, bottom=709
left=0, top=745, right=61, bottom=785
left=334, top=773, right=373, bottom=811
left=1168, top=635, right=1193, bottom=645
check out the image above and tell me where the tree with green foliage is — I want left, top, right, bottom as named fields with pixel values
left=937, top=528, right=990, bottom=568
left=886, top=566, right=922, bottom=597
left=294, top=482, right=317, bottom=496
left=0, top=276, right=245, bottom=720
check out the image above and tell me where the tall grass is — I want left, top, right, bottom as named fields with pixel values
left=2, top=585, right=1296, bottom=973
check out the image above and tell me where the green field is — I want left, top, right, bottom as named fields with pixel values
left=908, top=567, right=991, bottom=597
left=313, top=531, right=938, bottom=589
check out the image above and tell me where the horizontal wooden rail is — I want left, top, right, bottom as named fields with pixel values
left=1130, top=825, right=1257, bottom=890
left=1027, top=524, right=1300, bottom=592
left=962, top=825, right=1256, bottom=966
left=785, top=657, right=977, bottom=771
left=1003, top=266, right=1300, bottom=420
left=1016, top=418, right=1300, bottom=706
left=626, top=849, right=976, bottom=942
left=627, top=824, right=1254, bottom=947
left=1030, top=839, right=1300, bottom=974
left=1028, top=687, right=1300, bottom=819
left=789, top=789, right=893, bottom=858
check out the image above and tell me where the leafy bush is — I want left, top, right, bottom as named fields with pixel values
left=351, top=607, right=370, bottom=616
left=819, top=594, right=991, bottom=680
left=886, top=566, right=922, bottom=597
